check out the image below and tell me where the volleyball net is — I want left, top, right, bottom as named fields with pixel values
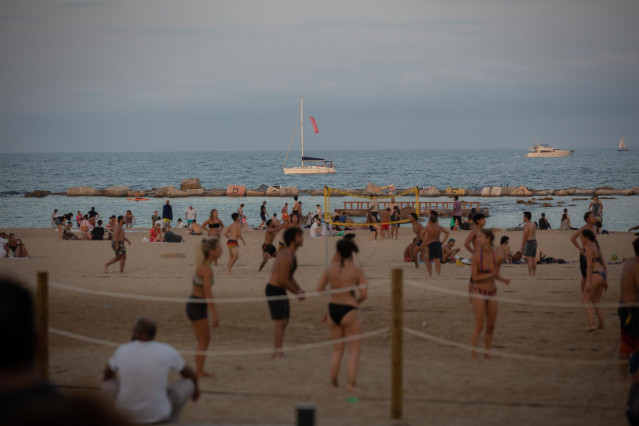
left=323, top=186, right=420, bottom=227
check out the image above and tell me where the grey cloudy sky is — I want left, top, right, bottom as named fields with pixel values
left=1, top=0, right=637, bottom=152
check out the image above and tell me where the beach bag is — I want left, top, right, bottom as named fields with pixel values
left=450, top=217, right=455, bottom=228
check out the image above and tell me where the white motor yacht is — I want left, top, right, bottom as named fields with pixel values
left=526, top=142, right=574, bottom=158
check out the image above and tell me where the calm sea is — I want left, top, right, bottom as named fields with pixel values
left=1, top=149, right=637, bottom=230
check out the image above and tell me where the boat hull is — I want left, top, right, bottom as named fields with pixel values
left=526, top=150, right=574, bottom=158
left=618, top=149, right=629, bottom=152
left=283, top=166, right=337, bottom=175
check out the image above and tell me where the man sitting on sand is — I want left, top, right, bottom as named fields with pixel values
left=102, top=317, right=200, bottom=424
left=442, top=238, right=460, bottom=263
left=91, top=220, right=105, bottom=241
left=188, top=220, right=203, bottom=236
left=404, top=238, right=417, bottom=262
left=497, top=236, right=513, bottom=264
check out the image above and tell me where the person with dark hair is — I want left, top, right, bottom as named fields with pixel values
left=92, top=219, right=105, bottom=241
left=259, top=219, right=285, bottom=272
left=560, top=208, right=573, bottom=231
left=538, top=213, right=551, bottom=230
left=422, top=210, right=450, bottom=276
left=331, top=234, right=357, bottom=264
left=105, top=216, right=130, bottom=273
left=390, top=205, right=401, bottom=239
left=236, top=204, right=247, bottom=227
left=570, top=212, right=598, bottom=293
left=464, top=213, right=486, bottom=255
left=409, top=212, right=426, bottom=268
left=366, top=213, right=379, bottom=241
left=259, top=201, right=268, bottom=228
left=469, top=229, right=509, bottom=359
left=452, top=195, right=463, bottom=230
left=87, top=206, right=100, bottom=226
left=317, top=239, right=368, bottom=390
left=224, top=212, right=246, bottom=275
left=496, top=235, right=513, bottom=264
left=589, top=195, right=604, bottom=234
left=162, top=200, right=173, bottom=230
left=442, top=238, right=460, bottom=263
left=102, top=317, right=200, bottom=424
left=580, top=229, right=607, bottom=331
left=265, top=227, right=305, bottom=358
left=521, top=211, right=537, bottom=277
left=619, top=238, right=639, bottom=378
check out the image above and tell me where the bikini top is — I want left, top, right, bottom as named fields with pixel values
left=479, top=250, right=496, bottom=273
left=209, top=223, right=221, bottom=229
left=192, top=272, right=214, bottom=288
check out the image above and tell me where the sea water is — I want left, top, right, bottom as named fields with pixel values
left=0, top=149, right=637, bottom=230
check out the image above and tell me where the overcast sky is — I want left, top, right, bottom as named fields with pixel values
left=1, top=0, right=637, bottom=152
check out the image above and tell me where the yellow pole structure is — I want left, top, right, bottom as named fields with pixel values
left=391, top=268, right=403, bottom=420
left=36, top=271, right=49, bottom=380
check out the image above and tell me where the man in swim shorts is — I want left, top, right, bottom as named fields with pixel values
left=224, top=213, right=246, bottom=275
left=266, top=227, right=305, bottom=358
left=619, top=238, right=639, bottom=378
left=521, top=211, right=537, bottom=277
left=422, top=210, right=450, bottom=276
left=105, top=216, right=130, bottom=273
left=570, top=212, right=598, bottom=293
left=260, top=201, right=268, bottom=228
left=259, top=219, right=286, bottom=272
left=162, top=200, right=173, bottom=230
left=409, top=213, right=426, bottom=268
left=185, top=206, right=196, bottom=229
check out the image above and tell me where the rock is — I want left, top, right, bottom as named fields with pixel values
left=180, top=178, right=201, bottom=190
left=489, top=187, right=502, bottom=197
left=166, top=186, right=189, bottom=197
left=534, top=190, right=548, bottom=196
left=153, top=186, right=171, bottom=197
left=246, top=190, right=265, bottom=197
left=127, top=190, right=147, bottom=197
left=67, top=186, right=100, bottom=196
left=572, top=197, right=589, bottom=201
left=348, top=189, right=364, bottom=195
left=540, top=196, right=554, bottom=201
left=104, top=185, right=130, bottom=197
left=554, top=189, right=570, bottom=196
left=480, top=187, right=491, bottom=197
left=594, top=186, right=613, bottom=191
left=363, top=182, right=382, bottom=195
left=186, top=188, right=205, bottom=196
left=568, top=188, right=593, bottom=196
left=279, top=187, right=299, bottom=197
left=25, top=190, right=52, bottom=198
left=501, top=187, right=516, bottom=196
left=469, top=188, right=482, bottom=196
left=204, top=188, right=226, bottom=197
left=256, top=184, right=269, bottom=192
left=596, top=188, right=634, bottom=196
left=525, top=200, right=539, bottom=205
left=512, top=186, right=533, bottom=197
left=420, top=186, right=440, bottom=197
left=631, top=187, right=639, bottom=195
left=311, top=189, right=324, bottom=196
left=226, top=185, right=246, bottom=197
left=516, top=199, right=526, bottom=204
left=266, top=186, right=281, bottom=197
left=542, top=203, right=553, bottom=207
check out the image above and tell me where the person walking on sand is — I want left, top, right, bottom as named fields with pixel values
left=580, top=229, right=607, bottom=331
left=259, top=219, right=286, bottom=272
left=266, top=227, right=306, bottom=358
left=589, top=195, right=604, bottom=234
left=570, top=212, right=599, bottom=293
left=186, top=238, right=221, bottom=378
left=317, top=238, right=368, bottom=391
left=201, top=209, right=224, bottom=238
left=469, top=229, right=509, bottom=359
left=422, top=210, right=450, bottom=276
left=390, top=206, right=400, bottom=240
left=464, top=213, right=486, bottom=254
left=619, top=238, right=639, bottom=378
left=162, top=200, right=173, bottom=230
left=224, top=213, right=246, bottom=275
left=452, top=196, right=463, bottom=230
left=185, top=206, right=197, bottom=229
left=237, top=203, right=247, bottom=227
left=521, top=212, right=537, bottom=277
left=259, top=201, right=268, bottom=228
left=409, top=213, right=426, bottom=267
left=105, top=216, right=131, bottom=273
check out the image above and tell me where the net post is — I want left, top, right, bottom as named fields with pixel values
left=391, top=268, right=403, bottom=420
left=36, top=271, right=49, bottom=379
left=296, top=403, right=315, bottom=426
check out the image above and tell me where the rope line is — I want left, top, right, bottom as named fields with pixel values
left=50, top=327, right=389, bottom=356
left=404, top=279, right=632, bottom=309
left=403, top=327, right=624, bottom=365
left=49, top=280, right=385, bottom=304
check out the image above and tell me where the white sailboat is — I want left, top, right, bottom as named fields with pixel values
left=283, top=97, right=336, bottom=175
left=618, top=136, right=629, bottom=151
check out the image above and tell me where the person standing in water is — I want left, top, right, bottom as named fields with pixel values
left=521, top=211, right=537, bottom=277
left=317, top=238, right=368, bottom=391
left=224, top=213, right=246, bottom=275
left=265, top=227, right=305, bottom=358
left=186, top=238, right=221, bottom=378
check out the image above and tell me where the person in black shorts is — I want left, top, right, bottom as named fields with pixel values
left=265, top=227, right=305, bottom=358
left=260, top=201, right=268, bottom=228
left=570, top=212, right=598, bottom=293
left=259, top=219, right=285, bottom=272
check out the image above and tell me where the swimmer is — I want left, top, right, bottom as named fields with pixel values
left=469, top=229, right=509, bottom=359
left=186, top=238, right=222, bottom=378
left=421, top=210, right=449, bottom=276
left=619, top=238, right=639, bottom=378
left=201, top=209, right=224, bottom=238
left=581, top=229, right=607, bottom=331
left=442, top=238, right=460, bottom=263
left=223, top=213, right=246, bottom=275
left=124, top=210, right=136, bottom=229
left=521, top=211, right=537, bottom=277
left=317, top=238, right=368, bottom=391
left=259, top=219, right=286, bottom=272
left=409, top=213, right=426, bottom=268
left=570, top=212, right=598, bottom=293
left=266, top=227, right=306, bottom=358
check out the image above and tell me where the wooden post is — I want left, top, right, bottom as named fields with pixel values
left=36, top=271, right=49, bottom=379
left=391, top=268, right=403, bottom=420
left=296, top=403, right=315, bottom=426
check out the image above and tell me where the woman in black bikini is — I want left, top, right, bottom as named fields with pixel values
left=186, top=237, right=222, bottom=378
left=581, top=229, right=607, bottom=331
left=316, top=239, right=368, bottom=390
left=470, top=229, right=509, bottom=359
left=366, top=213, right=378, bottom=241
left=201, top=209, right=224, bottom=238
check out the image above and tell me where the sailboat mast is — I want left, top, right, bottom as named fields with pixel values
left=300, top=97, right=304, bottom=167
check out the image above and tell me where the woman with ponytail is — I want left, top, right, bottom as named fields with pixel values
left=186, top=238, right=222, bottom=377
left=581, top=229, right=607, bottom=331
left=317, top=239, right=368, bottom=391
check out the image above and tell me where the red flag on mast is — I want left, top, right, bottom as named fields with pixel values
left=309, top=117, right=319, bottom=134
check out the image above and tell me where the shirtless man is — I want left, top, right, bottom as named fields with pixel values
left=292, top=196, right=302, bottom=217
left=409, top=213, right=426, bottom=268
left=379, top=208, right=391, bottom=239
left=619, top=238, right=639, bottom=377
left=442, top=238, right=460, bottom=263
left=404, top=239, right=417, bottom=262
left=224, top=213, right=246, bottom=275
left=259, top=219, right=286, bottom=272
left=104, top=216, right=131, bottom=273
left=422, top=211, right=450, bottom=276
left=520, top=211, right=537, bottom=277
left=464, top=213, right=486, bottom=254
left=265, top=227, right=306, bottom=358
left=570, top=212, right=599, bottom=292
left=189, top=220, right=203, bottom=236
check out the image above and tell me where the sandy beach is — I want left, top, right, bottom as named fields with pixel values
left=1, top=226, right=636, bottom=425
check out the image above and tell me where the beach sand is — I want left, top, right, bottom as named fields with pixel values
left=1, top=226, right=636, bottom=425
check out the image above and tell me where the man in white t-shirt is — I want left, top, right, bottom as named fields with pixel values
left=0, top=232, right=7, bottom=258
left=185, top=206, right=197, bottom=229
left=102, top=317, right=199, bottom=424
